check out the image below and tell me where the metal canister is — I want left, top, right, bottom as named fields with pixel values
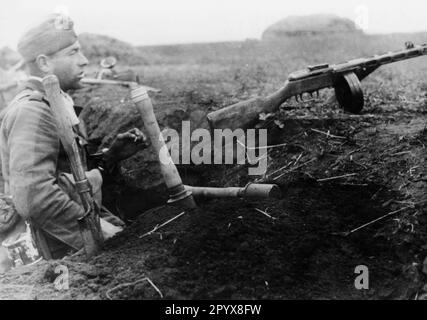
left=1, top=223, right=42, bottom=268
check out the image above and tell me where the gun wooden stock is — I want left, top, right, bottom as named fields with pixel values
left=43, top=75, right=103, bottom=259
left=207, top=75, right=333, bottom=130
left=207, top=82, right=294, bottom=131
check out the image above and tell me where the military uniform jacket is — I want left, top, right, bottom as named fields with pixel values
left=0, top=78, right=101, bottom=251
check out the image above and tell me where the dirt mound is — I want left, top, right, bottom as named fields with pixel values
left=71, top=82, right=214, bottom=220
left=262, top=14, right=362, bottom=40
left=79, top=33, right=146, bottom=66
left=1, top=110, right=425, bottom=300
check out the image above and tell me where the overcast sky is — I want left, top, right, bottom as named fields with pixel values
left=1, top=0, right=426, bottom=49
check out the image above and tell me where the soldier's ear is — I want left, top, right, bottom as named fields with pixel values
left=35, top=55, right=52, bottom=74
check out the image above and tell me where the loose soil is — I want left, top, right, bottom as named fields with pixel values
left=0, top=34, right=426, bottom=300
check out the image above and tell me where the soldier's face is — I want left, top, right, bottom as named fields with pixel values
left=48, top=41, right=88, bottom=91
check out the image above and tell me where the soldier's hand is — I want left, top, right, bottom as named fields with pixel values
left=105, top=128, right=149, bottom=163
left=100, top=218, right=123, bottom=240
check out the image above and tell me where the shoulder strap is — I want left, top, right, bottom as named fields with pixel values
left=21, top=90, right=49, bottom=104
left=6, top=89, right=49, bottom=107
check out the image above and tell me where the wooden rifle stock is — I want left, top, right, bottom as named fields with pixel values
left=42, top=75, right=103, bottom=259
left=207, top=82, right=293, bottom=131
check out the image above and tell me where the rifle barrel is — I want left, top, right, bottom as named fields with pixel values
left=290, top=43, right=427, bottom=81
left=334, top=44, right=427, bottom=74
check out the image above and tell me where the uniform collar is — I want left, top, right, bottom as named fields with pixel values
left=22, top=76, right=46, bottom=94
left=22, top=76, right=80, bottom=126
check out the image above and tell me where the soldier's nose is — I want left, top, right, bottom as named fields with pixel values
left=79, top=53, right=89, bottom=67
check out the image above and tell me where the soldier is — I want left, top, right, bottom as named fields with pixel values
left=0, top=14, right=148, bottom=271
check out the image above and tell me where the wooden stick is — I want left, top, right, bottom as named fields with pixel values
left=347, top=206, right=412, bottom=235
left=310, top=128, right=346, bottom=139
left=263, top=160, right=294, bottom=178
left=106, top=277, right=163, bottom=300
left=236, top=139, right=288, bottom=150
left=254, top=208, right=277, bottom=220
left=390, top=151, right=412, bottom=156
left=258, top=152, right=303, bottom=182
left=317, top=173, right=357, bottom=182
left=139, top=211, right=186, bottom=238
left=273, top=158, right=316, bottom=180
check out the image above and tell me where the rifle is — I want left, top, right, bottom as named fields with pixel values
left=43, top=75, right=103, bottom=259
left=207, top=42, right=427, bottom=130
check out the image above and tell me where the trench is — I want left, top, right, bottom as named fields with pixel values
left=101, top=177, right=415, bottom=299
left=96, top=115, right=422, bottom=299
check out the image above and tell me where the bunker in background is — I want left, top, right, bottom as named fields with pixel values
left=262, top=14, right=363, bottom=40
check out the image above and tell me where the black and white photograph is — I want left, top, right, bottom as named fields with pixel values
left=0, top=0, right=426, bottom=306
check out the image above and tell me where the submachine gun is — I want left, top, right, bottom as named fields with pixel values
left=207, top=42, right=427, bottom=130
